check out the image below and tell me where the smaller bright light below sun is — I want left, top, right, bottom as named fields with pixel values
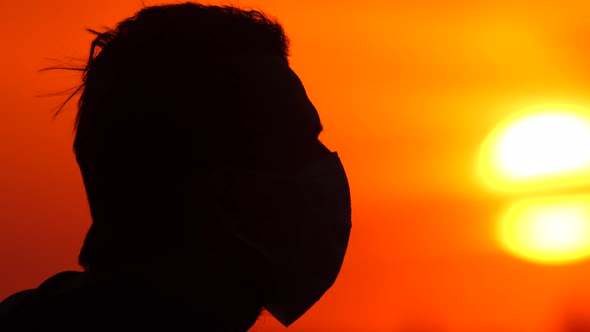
left=500, top=197, right=590, bottom=264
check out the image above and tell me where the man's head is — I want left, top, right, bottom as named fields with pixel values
left=72, top=2, right=326, bottom=270
left=63, top=3, right=351, bottom=330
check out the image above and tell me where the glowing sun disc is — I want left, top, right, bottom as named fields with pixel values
left=479, top=104, right=590, bottom=192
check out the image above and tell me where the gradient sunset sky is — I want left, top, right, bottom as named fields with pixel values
left=3, top=1, right=590, bottom=331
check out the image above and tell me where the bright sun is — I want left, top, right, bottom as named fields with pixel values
left=500, top=197, right=590, bottom=264
left=481, top=105, right=590, bottom=264
left=479, top=105, right=590, bottom=192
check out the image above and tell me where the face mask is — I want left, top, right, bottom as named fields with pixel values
left=209, top=151, right=352, bottom=327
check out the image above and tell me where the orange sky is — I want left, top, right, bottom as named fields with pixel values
left=3, top=0, right=590, bottom=331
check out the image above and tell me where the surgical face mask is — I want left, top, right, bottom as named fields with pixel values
left=209, top=151, right=352, bottom=327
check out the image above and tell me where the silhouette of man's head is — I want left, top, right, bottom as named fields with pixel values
left=67, top=2, right=331, bottom=330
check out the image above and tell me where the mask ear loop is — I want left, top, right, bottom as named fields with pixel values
left=206, top=165, right=273, bottom=263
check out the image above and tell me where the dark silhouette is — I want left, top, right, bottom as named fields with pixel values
left=0, top=2, right=351, bottom=332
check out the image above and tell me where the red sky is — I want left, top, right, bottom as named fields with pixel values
left=3, top=0, right=590, bottom=331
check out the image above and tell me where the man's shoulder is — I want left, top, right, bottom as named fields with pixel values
left=0, top=271, right=88, bottom=329
left=0, top=289, right=38, bottom=316
left=0, top=269, right=204, bottom=330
